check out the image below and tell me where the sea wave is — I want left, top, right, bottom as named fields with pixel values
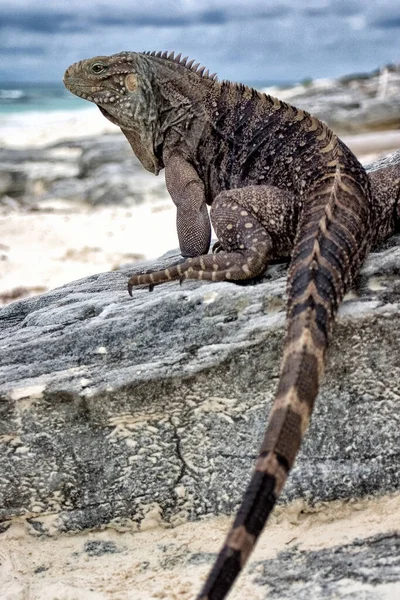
left=0, top=106, right=116, bottom=148
left=0, top=88, right=29, bottom=101
left=0, top=106, right=95, bottom=125
left=0, top=83, right=89, bottom=114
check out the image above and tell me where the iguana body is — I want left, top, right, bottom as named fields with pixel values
left=64, top=51, right=400, bottom=599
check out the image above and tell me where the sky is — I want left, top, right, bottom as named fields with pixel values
left=0, top=0, right=399, bottom=84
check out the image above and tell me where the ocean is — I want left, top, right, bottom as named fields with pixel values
left=0, top=79, right=291, bottom=147
left=0, top=82, right=87, bottom=114
left=0, top=79, right=287, bottom=115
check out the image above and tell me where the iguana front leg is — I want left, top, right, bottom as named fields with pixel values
left=128, top=186, right=294, bottom=293
left=165, top=153, right=212, bottom=258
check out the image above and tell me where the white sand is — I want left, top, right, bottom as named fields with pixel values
left=0, top=202, right=177, bottom=303
left=0, top=108, right=180, bottom=304
left=0, top=107, right=115, bottom=148
left=1, top=494, right=398, bottom=600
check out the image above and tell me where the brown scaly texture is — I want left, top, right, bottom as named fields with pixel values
left=64, top=51, right=400, bottom=599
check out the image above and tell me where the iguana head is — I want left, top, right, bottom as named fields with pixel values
left=63, top=52, right=162, bottom=174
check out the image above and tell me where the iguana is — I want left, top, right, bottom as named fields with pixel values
left=64, top=51, right=400, bottom=599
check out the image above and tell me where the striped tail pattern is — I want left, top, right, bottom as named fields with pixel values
left=197, top=134, right=373, bottom=599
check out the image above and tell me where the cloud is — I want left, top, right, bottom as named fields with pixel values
left=0, top=0, right=399, bottom=83
left=94, top=5, right=290, bottom=28
left=0, top=44, right=45, bottom=56
left=0, top=9, right=76, bottom=33
left=0, top=2, right=291, bottom=34
left=367, top=1, right=400, bottom=29
left=372, top=16, right=400, bottom=29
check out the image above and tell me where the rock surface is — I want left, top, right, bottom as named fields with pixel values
left=0, top=153, right=400, bottom=536
left=272, top=63, right=400, bottom=134
left=251, top=533, right=400, bottom=599
left=0, top=135, right=167, bottom=210
left=365, top=147, right=400, bottom=172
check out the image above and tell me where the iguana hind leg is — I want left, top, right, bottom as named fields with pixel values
left=127, top=188, right=279, bottom=294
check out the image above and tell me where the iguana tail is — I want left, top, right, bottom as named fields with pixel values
left=197, top=134, right=373, bottom=600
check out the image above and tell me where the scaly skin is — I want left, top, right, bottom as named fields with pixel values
left=64, top=51, right=400, bottom=599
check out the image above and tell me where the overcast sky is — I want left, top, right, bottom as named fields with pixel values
left=0, top=0, right=399, bottom=84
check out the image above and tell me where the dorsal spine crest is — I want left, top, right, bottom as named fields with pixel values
left=142, top=50, right=218, bottom=81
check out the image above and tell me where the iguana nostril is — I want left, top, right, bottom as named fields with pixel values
left=63, top=65, right=75, bottom=81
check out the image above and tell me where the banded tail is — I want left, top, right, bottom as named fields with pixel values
left=197, top=136, right=373, bottom=600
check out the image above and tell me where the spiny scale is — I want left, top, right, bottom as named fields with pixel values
left=142, top=50, right=218, bottom=80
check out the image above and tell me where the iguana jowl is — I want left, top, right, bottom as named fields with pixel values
left=64, top=51, right=400, bottom=599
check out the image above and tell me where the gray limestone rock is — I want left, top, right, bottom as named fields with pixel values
left=277, top=64, right=400, bottom=134
left=0, top=146, right=80, bottom=201
left=78, top=136, right=134, bottom=177
left=188, top=533, right=400, bottom=599
left=74, top=136, right=167, bottom=206
left=84, top=162, right=166, bottom=206
left=365, top=148, right=400, bottom=173
left=0, top=134, right=167, bottom=207
left=251, top=533, right=400, bottom=599
left=0, top=154, right=399, bottom=536
left=0, top=164, right=28, bottom=198
left=44, top=177, right=88, bottom=203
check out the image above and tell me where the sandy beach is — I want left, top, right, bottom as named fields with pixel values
left=2, top=493, right=399, bottom=599
left=0, top=107, right=179, bottom=304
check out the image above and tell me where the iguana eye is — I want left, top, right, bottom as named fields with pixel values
left=91, top=63, right=108, bottom=75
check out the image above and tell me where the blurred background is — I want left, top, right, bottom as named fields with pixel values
left=1, top=0, right=400, bottom=85
left=0, top=0, right=400, bottom=304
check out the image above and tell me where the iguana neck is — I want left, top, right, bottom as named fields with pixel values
left=142, top=55, right=216, bottom=161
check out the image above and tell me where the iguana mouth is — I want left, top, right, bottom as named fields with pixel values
left=98, top=105, right=142, bottom=137
left=98, top=106, right=120, bottom=126
left=63, top=81, right=102, bottom=99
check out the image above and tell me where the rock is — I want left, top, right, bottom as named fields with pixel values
left=84, top=163, right=166, bottom=206
left=0, top=151, right=400, bottom=535
left=270, top=64, right=400, bottom=134
left=44, top=177, right=88, bottom=203
left=21, top=160, right=79, bottom=185
left=0, top=134, right=167, bottom=208
left=78, top=136, right=134, bottom=177
left=77, top=136, right=167, bottom=206
left=0, top=243, right=399, bottom=537
left=0, top=147, right=78, bottom=164
left=249, top=533, right=400, bottom=599
left=0, top=164, right=28, bottom=197
left=0, top=146, right=79, bottom=200
left=365, top=148, right=400, bottom=173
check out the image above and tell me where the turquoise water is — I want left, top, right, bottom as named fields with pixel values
left=0, top=83, right=88, bottom=114
left=0, top=80, right=290, bottom=115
